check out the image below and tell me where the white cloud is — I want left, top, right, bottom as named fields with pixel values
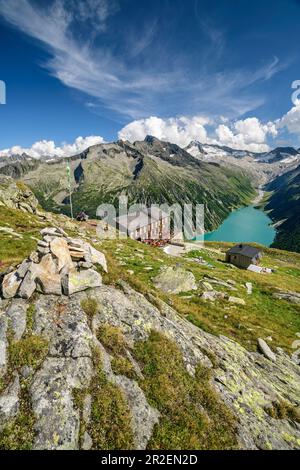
left=276, top=104, right=300, bottom=138
left=118, top=116, right=211, bottom=147
left=215, top=118, right=277, bottom=152
left=1, top=110, right=298, bottom=157
left=0, top=135, right=105, bottom=159
left=118, top=115, right=280, bottom=152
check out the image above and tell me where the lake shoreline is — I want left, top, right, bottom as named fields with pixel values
left=203, top=201, right=276, bottom=246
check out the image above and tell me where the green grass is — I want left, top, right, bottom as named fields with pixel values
left=83, top=349, right=135, bottom=450
left=9, top=336, right=48, bottom=371
left=0, top=385, right=35, bottom=450
left=133, top=330, right=238, bottom=450
left=97, top=324, right=138, bottom=379
left=99, top=238, right=300, bottom=353
left=0, top=206, right=45, bottom=269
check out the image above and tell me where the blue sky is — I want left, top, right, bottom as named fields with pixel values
left=0, top=0, right=300, bottom=156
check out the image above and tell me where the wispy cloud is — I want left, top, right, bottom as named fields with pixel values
left=0, top=0, right=289, bottom=120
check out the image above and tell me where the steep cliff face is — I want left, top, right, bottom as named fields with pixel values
left=266, top=165, right=300, bottom=253
left=0, top=155, right=39, bottom=180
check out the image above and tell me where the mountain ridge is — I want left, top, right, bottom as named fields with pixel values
left=185, top=140, right=300, bottom=165
left=1, top=136, right=300, bottom=252
left=0, top=137, right=257, bottom=232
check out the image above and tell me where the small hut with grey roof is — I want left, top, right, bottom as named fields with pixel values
left=225, top=244, right=262, bottom=269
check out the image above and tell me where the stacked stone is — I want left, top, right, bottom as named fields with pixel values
left=1, top=227, right=107, bottom=300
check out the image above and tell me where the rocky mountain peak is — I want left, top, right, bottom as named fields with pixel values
left=143, top=135, right=160, bottom=144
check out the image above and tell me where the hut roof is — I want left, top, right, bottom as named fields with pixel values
left=227, top=244, right=261, bottom=258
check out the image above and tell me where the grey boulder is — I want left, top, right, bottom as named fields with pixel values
left=62, top=269, right=102, bottom=296
left=153, top=266, right=197, bottom=294
left=0, top=374, right=20, bottom=426
left=257, top=338, right=276, bottom=362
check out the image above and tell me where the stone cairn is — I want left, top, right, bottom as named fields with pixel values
left=1, top=227, right=107, bottom=300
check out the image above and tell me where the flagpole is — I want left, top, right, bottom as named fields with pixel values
left=67, top=159, right=74, bottom=219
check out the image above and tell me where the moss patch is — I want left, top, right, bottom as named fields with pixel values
left=81, top=297, right=99, bottom=326
left=0, top=385, right=35, bottom=450
left=265, top=400, right=300, bottom=423
left=110, top=355, right=138, bottom=380
left=84, top=349, right=135, bottom=450
left=97, top=324, right=128, bottom=356
left=97, top=324, right=138, bottom=380
left=9, top=335, right=48, bottom=371
left=133, top=330, right=238, bottom=450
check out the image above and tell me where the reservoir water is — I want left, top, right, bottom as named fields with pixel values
left=204, top=206, right=276, bottom=247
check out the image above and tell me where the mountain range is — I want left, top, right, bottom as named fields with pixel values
left=0, top=136, right=256, bottom=232
left=185, top=140, right=300, bottom=166
left=1, top=136, right=300, bottom=251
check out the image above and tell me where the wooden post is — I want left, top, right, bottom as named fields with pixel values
left=66, top=159, right=74, bottom=219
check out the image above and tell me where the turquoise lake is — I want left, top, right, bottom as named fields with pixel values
left=204, top=206, right=276, bottom=246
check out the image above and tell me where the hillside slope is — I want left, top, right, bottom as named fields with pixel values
left=0, top=182, right=299, bottom=450
left=266, top=165, right=300, bottom=253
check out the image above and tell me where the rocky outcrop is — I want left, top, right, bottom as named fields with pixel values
left=153, top=266, right=197, bottom=294
left=273, top=290, right=300, bottom=305
left=228, top=296, right=246, bottom=306
left=0, top=374, right=20, bottom=427
left=0, top=314, right=8, bottom=378
left=0, top=175, right=38, bottom=214
left=0, top=233, right=299, bottom=450
left=21, top=283, right=300, bottom=449
left=257, top=338, right=277, bottom=362
left=1, top=227, right=107, bottom=300
left=201, top=290, right=225, bottom=301
left=245, top=282, right=253, bottom=295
